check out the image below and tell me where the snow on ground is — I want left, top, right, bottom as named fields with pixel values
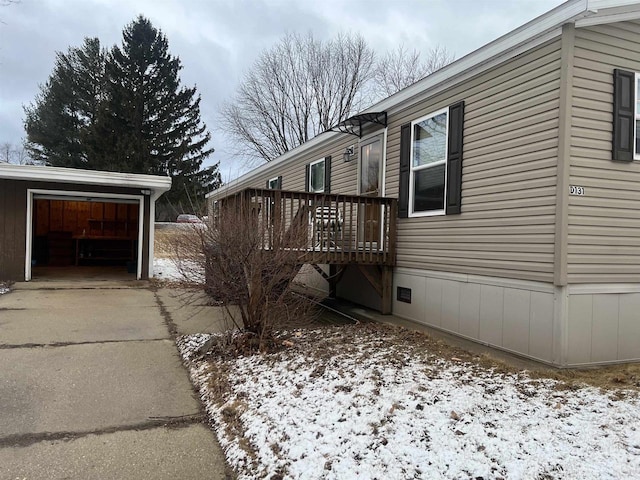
left=153, top=257, right=204, bottom=283
left=0, top=287, right=9, bottom=295
left=178, top=326, right=640, bottom=480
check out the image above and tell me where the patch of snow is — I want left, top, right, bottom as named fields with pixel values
left=179, top=328, right=640, bottom=480
left=153, top=257, right=204, bottom=283
left=0, top=287, right=9, bottom=295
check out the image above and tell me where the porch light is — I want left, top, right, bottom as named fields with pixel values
left=343, top=145, right=355, bottom=163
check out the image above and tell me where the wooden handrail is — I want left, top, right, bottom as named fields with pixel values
left=213, top=188, right=397, bottom=266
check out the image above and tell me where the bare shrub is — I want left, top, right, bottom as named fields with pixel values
left=169, top=195, right=321, bottom=352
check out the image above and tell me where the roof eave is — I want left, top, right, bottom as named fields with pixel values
left=0, top=164, right=172, bottom=192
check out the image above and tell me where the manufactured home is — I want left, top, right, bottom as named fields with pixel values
left=207, top=0, right=640, bottom=367
left=0, top=164, right=171, bottom=281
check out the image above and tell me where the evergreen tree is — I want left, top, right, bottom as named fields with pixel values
left=94, top=16, right=214, bottom=216
left=23, top=16, right=219, bottom=219
left=24, top=38, right=106, bottom=167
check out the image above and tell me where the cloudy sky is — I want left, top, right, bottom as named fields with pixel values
left=0, top=0, right=564, bottom=181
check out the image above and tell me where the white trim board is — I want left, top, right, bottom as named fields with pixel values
left=25, top=189, right=145, bottom=281
left=568, top=283, right=640, bottom=294
left=1, top=164, right=171, bottom=192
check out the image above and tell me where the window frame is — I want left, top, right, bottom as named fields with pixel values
left=267, top=176, right=280, bottom=190
left=635, top=72, right=639, bottom=160
left=308, top=158, right=325, bottom=193
left=408, top=107, right=449, bottom=218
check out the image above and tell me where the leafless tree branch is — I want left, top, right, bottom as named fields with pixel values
left=220, top=32, right=375, bottom=163
left=373, top=44, right=455, bottom=98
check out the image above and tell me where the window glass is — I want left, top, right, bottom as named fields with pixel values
left=309, top=160, right=325, bottom=193
left=413, top=164, right=445, bottom=212
left=268, top=177, right=279, bottom=189
left=413, top=112, right=447, bottom=167
left=410, top=109, right=448, bottom=214
left=360, top=140, right=381, bottom=195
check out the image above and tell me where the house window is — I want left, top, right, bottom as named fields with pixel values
left=268, top=177, right=280, bottom=189
left=410, top=108, right=448, bottom=215
left=309, top=158, right=325, bottom=193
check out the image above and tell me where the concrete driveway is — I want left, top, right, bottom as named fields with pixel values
left=0, top=280, right=231, bottom=479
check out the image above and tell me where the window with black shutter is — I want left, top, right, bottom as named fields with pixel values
left=307, top=158, right=326, bottom=193
left=398, top=101, right=464, bottom=217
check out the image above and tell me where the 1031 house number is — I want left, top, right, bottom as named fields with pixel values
left=570, top=185, right=585, bottom=196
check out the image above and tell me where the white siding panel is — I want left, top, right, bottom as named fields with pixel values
left=459, top=282, right=481, bottom=339
left=591, top=295, right=619, bottom=363
left=529, top=291, right=554, bottom=362
left=479, top=285, right=504, bottom=346
left=567, top=294, right=593, bottom=364
left=425, top=277, right=443, bottom=327
left=441, top=280, right=461, bottom=333
left=567, top=290, right=640, bottom=365
left=618, top=293, right=640, bottom=360
left=392, top=270, right=556, bottom=363
left=503, top=289, right=531, bottom=355
left=392, top=273, right=427, bottom=323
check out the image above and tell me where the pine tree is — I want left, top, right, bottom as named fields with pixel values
left=94, top=15, right=214, bottom=216
left=23, top=17, right=219, bottom=220
left=24, top=38, right=106, bottom=167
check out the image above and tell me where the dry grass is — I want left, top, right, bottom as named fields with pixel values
left=194, top=322, right=640, bottom=393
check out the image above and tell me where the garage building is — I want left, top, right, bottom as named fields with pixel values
left=0, top=164, right=171, bottom=281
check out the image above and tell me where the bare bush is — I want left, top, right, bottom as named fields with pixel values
left=168, top=196, right=321, bottom=352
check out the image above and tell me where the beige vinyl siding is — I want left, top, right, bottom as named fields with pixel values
left=385, top=39, right=562, bottom=282
left=208, top=134, right=359, bottom=204
left=567, top=21, right=640, bottom=283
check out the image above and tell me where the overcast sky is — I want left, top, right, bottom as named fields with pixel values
left=0, top=0, right=564, bottom=181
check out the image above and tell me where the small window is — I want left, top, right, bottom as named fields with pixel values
left=268, top=177, right=279, bottom=189
left=309, top=158, right=325, bottom=193
left=410, top=108, right=448, bottom=216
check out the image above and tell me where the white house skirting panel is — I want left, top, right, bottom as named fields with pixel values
left=392, top=269, right=556, bottom=364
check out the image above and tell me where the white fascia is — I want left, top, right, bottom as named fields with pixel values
left=0, top=164, right=172, bottom=193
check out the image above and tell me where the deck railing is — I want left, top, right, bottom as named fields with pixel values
left=213, top=188, right=397, bottom=266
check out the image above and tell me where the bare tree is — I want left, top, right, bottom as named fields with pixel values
left=221, top=32, right=375, bottom=163
left=0, top=141, right=36, bottom=164
left=373, top=44, right=455, bottom=98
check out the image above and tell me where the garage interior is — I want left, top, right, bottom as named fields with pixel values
left=31, top=197, right=140, bottom=279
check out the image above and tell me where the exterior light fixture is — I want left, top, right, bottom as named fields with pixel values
left=343, top=145, right=355, bottom=163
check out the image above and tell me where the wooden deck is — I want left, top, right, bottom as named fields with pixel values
left=212, top=188, right=397, bottom=267
left=212, top=188, right=397, bottom=313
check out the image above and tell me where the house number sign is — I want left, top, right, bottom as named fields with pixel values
left=569, top=185, right=585, bottom=196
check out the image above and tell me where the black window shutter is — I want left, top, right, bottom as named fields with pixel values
left=398, top=123, right=411, bottom=218
left=265, top=179, right=270, bottom=189
left=446, top=101, right=464, bottom=215
left=305, top=164, right=310, bottom=192
left=613, top=69, right=635, bottom=162
left=324, top=156, right=332, bottom=193
left=277, top=175, right=282, bottom=190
